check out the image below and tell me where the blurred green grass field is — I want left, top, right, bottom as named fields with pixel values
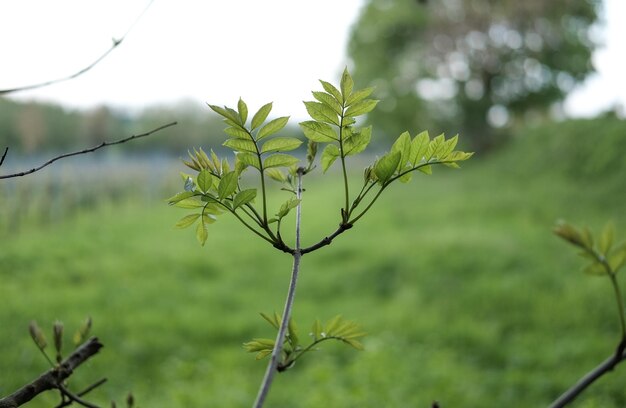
left=1, top=118, right=626, bottom=407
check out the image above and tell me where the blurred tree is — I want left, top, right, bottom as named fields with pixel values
left=348, top=0, right=600, bottom=150
left=82, top=105, right=127, bottom=146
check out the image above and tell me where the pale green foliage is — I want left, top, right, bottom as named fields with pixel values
left=243, top=314, right=366, bottom=369
left=554, top=221, right=626, bottom=276
left=168, top=69, right=472, bottom=376
left=299, top=68, right=379, bottom=174
left=168, top=69, right=472, bottom=245
left=168, top=99, right=305, bottom=246
left=29, top=317, right=94, bottom=366
left=554, top=220, right=626, bottom=339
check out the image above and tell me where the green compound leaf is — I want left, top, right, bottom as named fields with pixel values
left=321, top=144, right=340, bottom=173
left=257, top=116, right=290, bottom=140
left=224, top=126, right=251, bottom=140
left=609, top=245, right=626, bottom=273
left=243, top=338, right=275, bottom=360
left=600, top=222, right=615, bottom=255
left=304, top=101, right=340, bottom=126
left=427, top=134, right=446, bottom=160
left=175, top=213, right=201, bottom=229
left=311, top=319, right=323, bottom=341
left=340, top=67, right=354, bottom=101
left=173, top=198, right=205, bottom=209
left=217, top=171, right=239, bottom=199
left=265, top=168, right=288, bottom=183
left=208, top=104, right=241, bottom=125
left=343, top=126, right=372, bottom=156
left=320, top=80, right=343, bottom=104
left=197, top=170, right=213, bottom=193
left=391, top=131, right=411, bottom=170
left=233, top=189, right=257, bottom=209
left=312, top=91, right=343, bottom=115
left=440, top=135, right=459, bottom=159
left=238, top=98, right=248, bottom=125
left=260, top=312, right=280, bottom=329
left=446, top=151, right=474, bottom=162
left=583, top=262, right=607, bottom=276
left=324, top=315, right=343, bottom=335
left=418, top=165, right=432, bottom=175
left=224, top=138, right=257, bottom=154
left=344, top=99, right=379, bottom=118
left=73, top=317, right=92, bottom=346
left=374, top=151, right=401, bottom=184
left=202, top=214, right=217, bottom=225
left=346, top=87, right=375, bottom=106
left=287, top=318, right=299, bottom=348
left=196, top=221, right=208, bottom=246
left=167, top=191, right=195, bottom=205
left=251, top=102, right=273, bottom=131
left=260, top=137, right=303, bottom=154
left=409, top=131, right=430, bottom=165
left=277, top=197, right=301, bottom=218
left=264, top=154, right=300, bottom=169
left=237, top=152, right=261, bottom=171
left=299, top=121, right=337, bottom=143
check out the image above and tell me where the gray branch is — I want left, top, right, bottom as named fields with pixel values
left=0, top=337, right=104, bottom=408
left=0, top=121, right=177, bottom=180
left=549, top=342, right=626, bottom=407
left=0, top=0, right=154, bottom=95
left=253, top=168, right=305, bottom=408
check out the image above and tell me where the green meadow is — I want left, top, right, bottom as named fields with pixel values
left=1, top=118, right=626, bottom=407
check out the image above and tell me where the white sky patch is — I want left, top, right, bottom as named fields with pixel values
left=1, top=0, right=624, bottom=120
left=564, top=0, right=626, bottom=117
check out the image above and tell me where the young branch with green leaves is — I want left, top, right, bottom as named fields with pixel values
left=551, top=221, right=626, bottom=407
left=168, top=68, right=472, bottom=407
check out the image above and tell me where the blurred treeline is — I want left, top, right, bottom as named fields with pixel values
left=0, top=97, right=236, bottom=154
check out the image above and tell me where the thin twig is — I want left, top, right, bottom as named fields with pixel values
left=0, top=0, right=155, bottom=95
left=300, top=222, right=352, bottom=255
left=0, top=121, right=177, bottom=180
left=549, top=343, right=626, bottom=408
left=55, top=378, right=108, bottom=408
left=0, top=337, right=103, bottom=408
left=253, top=168, right=305, bottom=408
left=57, top=384, right=100, bottom=408
left=0, top=147, right=8, bottom=167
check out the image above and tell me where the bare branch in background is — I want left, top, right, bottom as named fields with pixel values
left=0, top=121, right=177, bottom=180
left=0, top=0, right=155, bottom=95
left=0, top=337, right=103, bottom=408
left=55, top=379, right=108, bottom=408
left=0, top=147, right=7, bottom=167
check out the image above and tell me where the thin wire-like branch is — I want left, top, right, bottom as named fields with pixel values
left=349, top=160, right=456, bottom=224
left=57, top=384, right=100, bottom=408
left=0, top=147, right=8, bottom=167
left=280, top=335, right=349, bottom=369
left=55, top=379, right=108, bottom=408
left=0, top=337, right=103, bottom=408
left=549, top=343, right=626, bottom=408
left=0, top=0, right=155, bottom=95
left=0, top=121, right=177, bottom=180
left=253, top=168, right=304, bottom=408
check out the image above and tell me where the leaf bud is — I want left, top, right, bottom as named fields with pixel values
left=29, top=321, right=47, bottom=350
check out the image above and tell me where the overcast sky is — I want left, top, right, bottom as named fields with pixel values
left=1, top=0, right=624, bottom=120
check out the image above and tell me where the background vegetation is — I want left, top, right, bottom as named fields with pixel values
left=2, top=0, right=624, bottom=405
left=1, top=115, right=625, bottom=407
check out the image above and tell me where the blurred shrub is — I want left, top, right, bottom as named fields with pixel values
left=504, top=117, right=626, bottom=180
